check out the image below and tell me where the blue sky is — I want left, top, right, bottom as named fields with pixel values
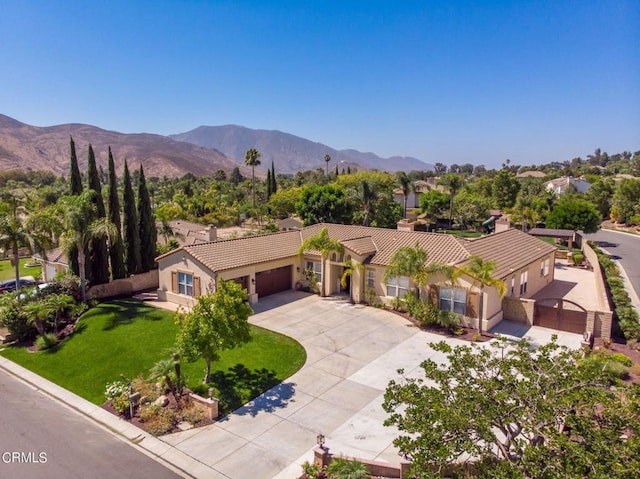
left=1, top=1, right=638, bottom=168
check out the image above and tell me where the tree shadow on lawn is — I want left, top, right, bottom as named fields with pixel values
left=198, top=364, right=295, bottom=417
left=100, top=300, right=167, bottom=331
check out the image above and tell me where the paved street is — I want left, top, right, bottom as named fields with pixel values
left=586, top=229, right=640, bottom=308
left=0, top=370, right=184, bottom=479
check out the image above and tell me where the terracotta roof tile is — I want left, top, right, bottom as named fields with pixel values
left=462, top=229, right=556, bottom=279
left=341, top=236, right=377, bottom=256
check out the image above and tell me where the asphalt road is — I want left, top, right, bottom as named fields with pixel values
left=586, top=229, right=640, bottom=305
left=0, top=370, right=183, bottom=479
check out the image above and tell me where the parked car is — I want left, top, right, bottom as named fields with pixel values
left=18, top=283, right=52, bottom=300
left=0, top=278, right=37, bottom=293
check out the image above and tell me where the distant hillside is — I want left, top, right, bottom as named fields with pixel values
left=0, top=114, right=250, bottom=178
left=170, top=125, right=433, bottom=174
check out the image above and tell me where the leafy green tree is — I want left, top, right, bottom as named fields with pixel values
left=244, top=148, right=261, bottom=208
left=266, top=168, right=273, bottom=199
left=610, top=178, right=640, bottom=224
left=585, top=177, right=615, bottom=220
left=86, top=144, right=110, bottom=285
left=0, top=199, right=56, bottom=292
left=58, top=191, right=116, bottom=302
left=452, top=190, right=491, bottom=229
left=137, top=165, right=157, bottom=272
left=383, top=242, right=452, bottom=299
left=437, top=173, right=464, bottom=228
left=229, top=167, right=243, bottom=186
left=122, top=160, right=142, bottom=275
left=383, top=337, right=640, bottom=479
left=267, top=187, right=302, bottom=219
left=452, top=256, right=506, bottom=334
left=270, top=160, right=277, bottom=195
left=491, top=170, right=520, bottom=209
left=298, top=227, right=344, bottom=297
left=107, top=148, right=126, bottom=279
left=296, top=184, right=350, bottom=226
left=336, top=171, right=402, bottom=228
left=176, top=280, right=252, bottom=383
left=546, top=197, right=601, bottom=233
left=419, top=190, right=449, bottom=218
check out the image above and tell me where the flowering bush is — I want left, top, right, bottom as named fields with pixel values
left=47, top=273, right=82, bottom=302
left=104, top=380, right=129, bottom=400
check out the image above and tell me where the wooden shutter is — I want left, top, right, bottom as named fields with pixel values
left=466, top=291, right=480, bottom=319
left=193, top=276, right=201, bottom=297
left=428, top=285, right=439, bottom=306
left=171, top=271, right=178, bottom=293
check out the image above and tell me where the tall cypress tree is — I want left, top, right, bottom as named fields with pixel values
left=266, top=169, right=272, bottom=198
left=68, top=136, right=82, bottom=276
left=122, top=160, right=141, bottom=275
left=86, top=144, right=110, bottom=285
left=271, top=160, right=277, bottom=194
left=69, top=136, right=83, bottom=195
left=107, top=148, right=126, bottom=279
left=137, top=165, right=157, bottom=272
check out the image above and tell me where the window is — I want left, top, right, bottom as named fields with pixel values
left=439, top=287, right=467, bottom=315
left=305, top=261, right=322, bottom=284
left=520, top=270, right=528, bottom=295
left=540, top=261, right=545, bottom=277
left=178, top=272, right=193, bottom=296
left=366, top=269, right=375, bottom=288
left=386, top=275, right=409, bottom=298
left=511, top=276, right=515, bottom=296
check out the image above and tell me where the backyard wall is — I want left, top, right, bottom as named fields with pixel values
left=581, top=241, right=612, bottom=312
left=88, top=270, right=159, bottom=299
left=502, top=297, right=535, bottom=325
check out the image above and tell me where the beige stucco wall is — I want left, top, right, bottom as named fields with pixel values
left=158, top=250, right=302, bottom=305
left=503, top=251, right=555, bottom=300
left=88, top=270, right=159, bottom=299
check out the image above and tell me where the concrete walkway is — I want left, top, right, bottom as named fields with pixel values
left=1, top=292, right=583, bottom=479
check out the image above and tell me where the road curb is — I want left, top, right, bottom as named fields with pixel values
left=0, top=356, right=218, bottom=479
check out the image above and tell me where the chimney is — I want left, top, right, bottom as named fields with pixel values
left=397, top=220, right=415, bottom=232
left=205, top=225, right=217, bottom=242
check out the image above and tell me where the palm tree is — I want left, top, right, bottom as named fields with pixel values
left=244, top=148, right=261, bottom=208
left=340, top=258, right=365, bottom=304
left=0, top=198, right=57, bottom=292
left=437, top=173, right=464, bottom=229
left=453, top=255, right=506, bottom=334
left=58, top=191, right=117, bottom=302
left=324, top=154, right=331, bottom=175
left=397, top=171, right=412, bottom=218
left=298, top=227, right=344, bottom=297
left=383, top=242, right=453, bottom=299
left=351, top=179, right=378, bottom=227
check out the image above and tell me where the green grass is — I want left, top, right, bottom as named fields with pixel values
left=439, top=230, right=482, bottom=238
left=0, top=258, right=41, bottom=281
left=0, top=299, right=306, bottom=414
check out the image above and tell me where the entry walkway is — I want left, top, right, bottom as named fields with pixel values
left=159, top=292, right=582, bottom=479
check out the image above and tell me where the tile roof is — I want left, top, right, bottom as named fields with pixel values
left=33, top=247, right=67, bottom=265
left=159, top=223, right=555, bottom=278
left=462, top=228, right=557, bottom=279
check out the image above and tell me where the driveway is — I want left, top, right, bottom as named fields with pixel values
left=160, top=292, right=582, bottom=479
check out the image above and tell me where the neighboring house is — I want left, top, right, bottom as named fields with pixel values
left=546, top=176, right=591, bottom=195
left=392, top=179, right=441, bottom=209
left=33, top=247, right=68, bottom=282
left=158, top=220, right=218, bottom=247
left=156, top=223, right=556, bottom=332
left=275, top=217, right=303, bottom=231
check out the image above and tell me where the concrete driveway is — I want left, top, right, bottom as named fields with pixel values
left=161, top=291, right=582, bottom=479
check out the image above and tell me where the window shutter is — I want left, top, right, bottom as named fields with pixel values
left=466, top=291, right=480, bottom=319
left=171, top=271, right=178, bottom=293
left=193, top=276, right=201, bottom=297
left=428, top=285, right=439, bottom=306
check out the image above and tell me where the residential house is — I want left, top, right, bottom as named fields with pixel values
left=33, top=247, right=68, bottom=282
left=156, top=223, right=556, bottom=332
left=392, top=179, right=442, bottom=210
left=546, top=176, right=591, bottom=195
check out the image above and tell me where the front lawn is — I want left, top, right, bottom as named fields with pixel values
left=0, top=258, right=41, bottom=281
left=0, top=299, right=306, bottom=414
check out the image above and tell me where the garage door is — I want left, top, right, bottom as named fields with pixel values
left=255, top=266, right=292, bottom=298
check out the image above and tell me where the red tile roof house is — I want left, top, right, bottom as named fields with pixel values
left=156, top=223, right=557, bottom=333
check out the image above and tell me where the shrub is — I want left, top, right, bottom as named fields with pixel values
left=403, top=291, right=421, bottom=317
left=301, top=461, right=327, bottom=479
left=112, top=391, right=131, bottom=415
left=415, top=302, right=439, bottom=327
left=390, top=296, right=404, bottom=311
left=104, top=380, right=129, bottom=400
left=582, top=352, right=629, bottom=383
left=139, top=403, right=164, bottom=422
left=179, top=401, right=204, bottom=424
left=326, top=458, right=368, bottom=479
left=436, top=310, right=462, bottom=331
left=144, top=408, right=175, bottom=436
left=34, top=333, right=58, bottom=350
left=47, top=273, right=82, bottom=302
left=609, top=352, right=633, bottom=367
left=131, top=375, right=160, bottom=404
left=0, top=304, right=36, bottom=342
left=572, top=252, right=584, bottom=266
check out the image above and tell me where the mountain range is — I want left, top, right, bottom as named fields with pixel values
left=0, top=114, right=433, bottom=177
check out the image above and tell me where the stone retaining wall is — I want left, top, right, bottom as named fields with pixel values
left=88, top=270, right=159, bottom=299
